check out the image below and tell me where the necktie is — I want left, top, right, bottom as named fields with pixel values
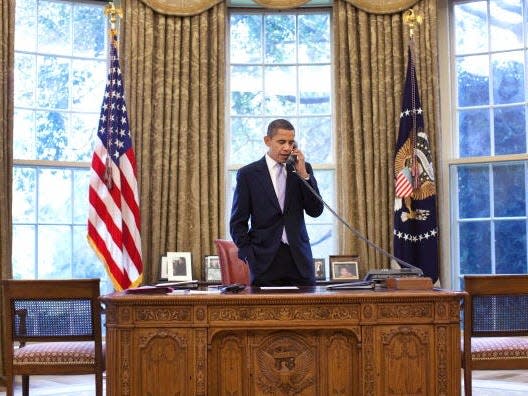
left=276, top=163, right=288, bottom=244
left=276, top=163, right=286, bottom=211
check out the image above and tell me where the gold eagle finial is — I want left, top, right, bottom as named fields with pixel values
left=104, top=2, right=123, bottom=30
left=403, top=9, right=423, bottom=38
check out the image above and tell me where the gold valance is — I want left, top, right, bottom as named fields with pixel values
left=138, top=0, right=223, bottom=16
left=253, top=0, right=310, bottom=9
left=137, top=0, right=420, bottom=16
left=343, top=0, right=420, bottom=14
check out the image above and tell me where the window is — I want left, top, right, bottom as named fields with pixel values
left=449, top=0, right=528, bottom=288
left=227, top=8, right=336, bottom=262
left=12, top=0, right=112, bottom=293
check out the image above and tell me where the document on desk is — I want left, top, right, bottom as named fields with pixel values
left=260, top=286, right=299, bottom=290
left=168, top=289, right=222, bottom=295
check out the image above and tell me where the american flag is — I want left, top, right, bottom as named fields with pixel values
left=87, top=33, right=143, bottom=291
left=395, top=167, right=413, bottom=198
left=393, top=44, right=439, bottom=282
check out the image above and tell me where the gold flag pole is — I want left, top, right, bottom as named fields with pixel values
left=104, top=1, right=123, bottom=33
left=403, top=9, right=423, bottom=39
left=402, top=9, right=423, bottom=189
left=102, top=1, right=124, bottom=189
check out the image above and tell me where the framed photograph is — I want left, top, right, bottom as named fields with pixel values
left=160, top=256, right=168, bottom=279
left=330, top=255, right=360, bottom=281
left=166, top=252, right=192, bottom=281
left=203, top=255, right=222, bottom=283
left=313, top=258, right=326, bottom=280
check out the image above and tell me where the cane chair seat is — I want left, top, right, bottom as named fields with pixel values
left=13, top=341, right=103, bottom=366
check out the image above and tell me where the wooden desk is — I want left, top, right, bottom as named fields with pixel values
left=101, top=287, right=463, bottom=395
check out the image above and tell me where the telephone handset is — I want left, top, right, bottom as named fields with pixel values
left=286, top=141, right=298, bottom=166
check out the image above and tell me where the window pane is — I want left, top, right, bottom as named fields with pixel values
left=490, top=0, right=523, bottom=51
left=459, top=221, right=491, bottom=274
left=73, top=4, right=106, bottom=58
left=13, top=109, right=36, bottom=159
left=14, top=54, right=36, bottom=107
left=299, top=65, right=331, bottom=115
left=12, top=225, right=36, bottom=278
left=457, top=165, right=490, bottom=218
left=454, top=1, right=488, bottom=54
left=12, top=167, right=36, bottom=223
left=72, top=59, right=107, bottom=111
left=312, top=169, right=334, bottom=224
left=230, top=14, right=262, bottom=64
left=307, top=224, right=334, bottom=260
left=494, top=106, right=526, bottom=155
left=73, top=169, right=90, bottom=223
left=38, top=0, right=71, bottom=56
left=230, top=117, right=266, bottom=164
left=492, top=51, right=524, bottom=104
left=264, top=66, right=296, bottom=115
left=68, top=113, right=97, bottom=161
left=38, top=168, right=72, bottom=224
left=265, top=14, right=296, bottom=64
left=493, top=163, right=525, bottom=217
left=298, top=13, right=330, bottom=63
left=298, top=117, right=333, bottom=163
left=73, top=225, right=109, bottom=286
left=37, top=55, right=70, bottom=109
left=230, top=66, right=263, bottom=115
left=495, top=220, right=527, bottom=273
left=458, top=108, right=490, bottom=157
left=38, top=225, right=72, bottom=278
left=35, top=110, right=68, bottom=161
left=457, top=55, right=489, bottom=107
left=15, top=0, right=37, bottom=52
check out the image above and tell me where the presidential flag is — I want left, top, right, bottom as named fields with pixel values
left=87, top=31, right=143, bottom=291
left=393, top=45, right=439, bottom=282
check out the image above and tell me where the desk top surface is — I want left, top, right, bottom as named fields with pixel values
left=100, top=285, right=465, bottom=305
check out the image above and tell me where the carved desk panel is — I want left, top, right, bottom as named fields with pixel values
left=101, top=287, right=463, bottom=396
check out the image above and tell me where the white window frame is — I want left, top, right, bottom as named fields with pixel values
left=438, top=0, right=528, bottom=289
left=225, top=6, right=337, bottom=263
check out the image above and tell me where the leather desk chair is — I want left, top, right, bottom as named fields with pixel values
left=213, top=239, right=250, bottom=285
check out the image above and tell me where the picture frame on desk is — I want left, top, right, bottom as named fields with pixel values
left=203, top=255, right=221, bottom=283
left=167, top=252, right=192, bottom=281
left=330, top=255, right=360, bottom=281
left=160, top=256, right=168, bottom=279
left=313, top=258, right=326, bottom=280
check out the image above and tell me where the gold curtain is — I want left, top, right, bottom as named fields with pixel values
left=0, top=0, right=14, bottom=382
left=120, top=0, right=226, bottom=282
left=333, top=0, right=439, bottom=276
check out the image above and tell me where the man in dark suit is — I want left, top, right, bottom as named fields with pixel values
left=230, top=119, right=324, bottom=286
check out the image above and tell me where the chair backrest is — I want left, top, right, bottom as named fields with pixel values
left=2, top=279, right=105, bottom=396
left=464, top=274, right=528, bottom=337
left=213, top=239, right=250, bottom=285
left=462, top=274, right=528, bottom=396
left=2, top=279, right=103, bottom=344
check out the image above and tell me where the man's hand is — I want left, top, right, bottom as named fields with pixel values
left=290, top=147, right=309, bottom=179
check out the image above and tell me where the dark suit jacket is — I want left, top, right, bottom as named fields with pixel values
left=230, top=156, right=324, bottom=282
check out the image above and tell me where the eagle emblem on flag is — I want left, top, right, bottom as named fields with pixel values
left=394, top=130, right=436, bottom=222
